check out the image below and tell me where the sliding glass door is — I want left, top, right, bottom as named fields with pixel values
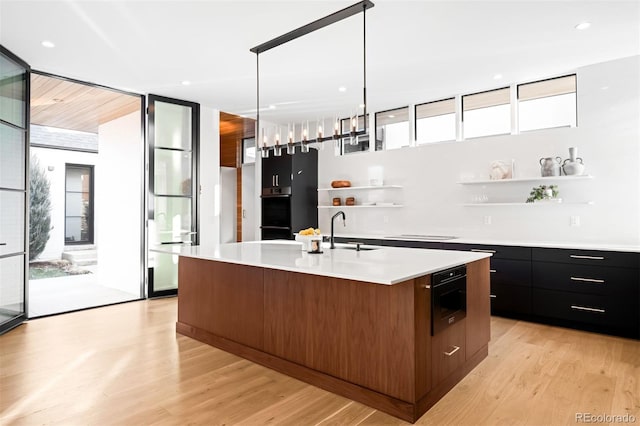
left=148, top=94, right=199, bottom=297
left=0, top=46, right=29, bottom=333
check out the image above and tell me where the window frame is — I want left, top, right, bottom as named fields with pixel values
left=517, top=74, right=577, bottom=132
left=414, top=97, right=457, bottom=144
left=374, top=106, right=410, bottom=151
left=462, top=86, right=512, bottom=139
left=64, top=163, right=95, bottom=245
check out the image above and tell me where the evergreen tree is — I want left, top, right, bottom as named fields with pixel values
left=29, top=155, right=52, bottom=260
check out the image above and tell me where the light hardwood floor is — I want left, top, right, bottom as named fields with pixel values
left=1, top=298, right=638, bottom=425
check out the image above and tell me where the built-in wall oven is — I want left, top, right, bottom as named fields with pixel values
left=261, top=187, right=292, bottom=240
left=431, top=265, right=467, bottom=335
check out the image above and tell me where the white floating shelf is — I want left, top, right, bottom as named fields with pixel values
left=318, top=185, right=403, bottom=191
left=457, top=175, right=594, bottom=185
left=462, top=201, right=595, bottom=206
left=318, top=204, right=403, bottom=209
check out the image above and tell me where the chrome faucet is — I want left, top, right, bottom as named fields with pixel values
left=330, top=211, right=346, bottom=249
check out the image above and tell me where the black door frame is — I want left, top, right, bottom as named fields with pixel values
left=147, top=94, right=200, bottom=298
left=0, top=45, right=30, bottom=334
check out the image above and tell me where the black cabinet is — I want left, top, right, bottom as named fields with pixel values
left=442, top=243, right=533, bottom=316
left=531, top=247, right=639, bottom=338
left=380, top=240, right=443, bottom=249
left=261, top=154, right=292, bottom=189
left=333, top=237, right=383, bottom=246
left=334, top=236, right=639, bottom=339
left=261, top=149, right=318, bottom=240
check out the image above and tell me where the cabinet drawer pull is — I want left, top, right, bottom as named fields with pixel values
left=489, top=269, right=496, bottom=273
left=423, top=285, right=431, bottom=289
left=570, top=276, right=604, bottom=284
left=490, top=294, right=497, bottom=299
left=444, top=346, right=460, bottom=356
left=0, top=242, right=6, bottom=246
left=471, top=249, right=496, bottom=254
left=569, top=254, right=604, bottom=260
left=570, top=305, right=605, bottom=313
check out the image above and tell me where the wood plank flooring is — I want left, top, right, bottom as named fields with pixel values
left=1, top=298, right=638, bottom=425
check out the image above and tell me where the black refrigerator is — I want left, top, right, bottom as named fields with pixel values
left=261, top=148, right=318, bottom=240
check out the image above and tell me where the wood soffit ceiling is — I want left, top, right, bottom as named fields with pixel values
left=220, top=111, right=255, bottom=139
left=30, top=74, right=141, bottom=134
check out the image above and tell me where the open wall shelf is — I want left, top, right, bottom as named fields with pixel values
left=457, top=175, right=594, bottom=185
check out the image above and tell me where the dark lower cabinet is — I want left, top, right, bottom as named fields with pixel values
left=333, top=237, right=383, bottom=246
left=532, top=288, right=638, bottom=337
left=531, top=247, right=639, bottom=338
left=347, top=237, right=639, bottom=339
left=490, top=282, right=532, bottom=315
left=380, top=240, right=443, bottom=249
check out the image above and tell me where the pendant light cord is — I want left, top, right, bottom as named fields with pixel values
left=256, top=53, right=260, bottom=147
left=363, top=4, right=367, bottom=133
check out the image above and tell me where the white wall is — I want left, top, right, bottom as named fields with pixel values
left=30, top=147, right=97, bottom=261
left=198, top=107, right=221, bottom=246
left=317, top=56, right=640, bottom=245
left=241, top=163, right=256, bottom=241
left=96, top=110, right=143, bottom=294
left=220, top=167, right=237, bottom=243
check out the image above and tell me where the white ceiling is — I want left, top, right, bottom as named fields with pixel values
left=1, top=0, right=639, bottom=125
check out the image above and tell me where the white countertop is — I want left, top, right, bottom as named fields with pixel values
left=334, top=233, right=640, bottom=253
left=151, top=241, right=491, bottom=285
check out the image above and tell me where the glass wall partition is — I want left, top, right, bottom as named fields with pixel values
left=148, top=94, right=199, bottom=297
left=0, top=45, right=29, bottom=334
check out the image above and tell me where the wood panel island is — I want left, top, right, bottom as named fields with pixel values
left=164, top=241, right=491, bottom=423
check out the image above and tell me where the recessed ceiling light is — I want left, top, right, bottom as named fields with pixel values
left=493, top=74, right=503, bottom=80
left=338, top=86, right=347, bottom=92
left=181, top=80, right=191, bottom=86
left=268, top=104, right=276, bottom=110
left=575, top=22, right=591, bottom=30
left=41, top=40, right=55, bottom=48
left=388, top=115, right=395, bottom=118
left=601, top=86, right=609, bottom=90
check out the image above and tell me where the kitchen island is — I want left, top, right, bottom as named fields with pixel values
left=164, top=241, right=491, bottom=423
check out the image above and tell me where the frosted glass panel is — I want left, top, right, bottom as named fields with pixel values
left=0, top=255, right=24, bottom=314
left=154, top=196, right=192, bottom=243
left=0, top=124, right=25, bottom=190
left=0, top=55, right=26, bottom=128
left=0, top=190, right=25, bottom=256
left=154, top=149, right=192, bottom=195
left=152, top=252, right=179, bottom=291
left=154, top=102, right=192, bottom=150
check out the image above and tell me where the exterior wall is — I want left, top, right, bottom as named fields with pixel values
left=317, top=56, right=640, bottom=245
left=96, top=111, right=143, bottom=293
left=29, top=147, right=97, bottom=261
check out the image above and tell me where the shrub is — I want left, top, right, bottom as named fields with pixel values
left=29, top=155, right=52, bottom=260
